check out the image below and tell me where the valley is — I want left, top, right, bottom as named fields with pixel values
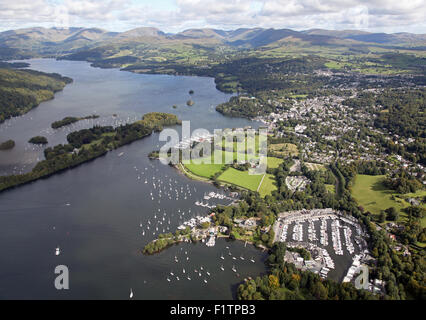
left=0, top=24, right=424, bottom=301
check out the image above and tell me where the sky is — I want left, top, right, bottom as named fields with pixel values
left=0, top=0, right=425, bottom=34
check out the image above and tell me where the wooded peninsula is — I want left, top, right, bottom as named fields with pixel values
left=0, top=68, right=72, bottom=124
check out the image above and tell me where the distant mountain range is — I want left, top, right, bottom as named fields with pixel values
left=0, top=26, right=425, bottom=57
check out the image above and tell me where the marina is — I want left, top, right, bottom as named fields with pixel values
left=273, top=209, right=369, bottom=282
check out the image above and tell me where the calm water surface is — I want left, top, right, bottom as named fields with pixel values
left=0, top=59, right=267, bottom=300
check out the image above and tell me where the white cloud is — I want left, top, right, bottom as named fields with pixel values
left=63, top=0, right=130, bottom=20
left=0, top=0, right=424, bottom=33
left=257, top=0, right=426, bottom=31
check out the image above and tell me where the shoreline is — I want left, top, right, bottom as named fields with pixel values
left=143, top=230, right=268, bottom=256
left=175, top=161, right=253, bottom=194
left=0, top=113, right=181, bottom=194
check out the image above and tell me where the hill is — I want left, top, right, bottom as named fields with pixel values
left=0, top=68, right=72, bottom=123
left=1, top=26, right=425, bottom=60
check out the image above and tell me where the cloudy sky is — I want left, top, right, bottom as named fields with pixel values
left=0, top=0, right=425, bottom=33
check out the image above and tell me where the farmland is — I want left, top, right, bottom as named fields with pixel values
left=182, top=149, right=282, bottom=196
left=218, top=168, right=263, bottom=191
left=257, top=174, right=278, bottom=197
left=268, top=143, right=299, bottom=157
left=351, top=175, right=426, bottom=226
left=305, top=162, right=326, bottom=171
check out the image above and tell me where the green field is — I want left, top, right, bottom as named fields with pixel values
left=268, top=143, right=299, bottom=157
left=183, top=150, right=246, bottom=178
left=182, top=149, right=281, bottom=197
left=184, top=162, right=225, bottom=178
left=218, top=168, right=263, bottom=191
left=352, top=175, right=426, bottom=226
left=267, top=157, right=283, bottom=169
left=258, top=174, right=278, bottom=197
left=184, top=149, right=281, bottom=176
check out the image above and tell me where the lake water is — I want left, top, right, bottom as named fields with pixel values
left=0, top=59, right=268, bottom=300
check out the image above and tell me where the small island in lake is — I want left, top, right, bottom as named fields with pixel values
left=148, top=151, right=160, bottom=159
left=0, top=140, right=15, bottom=150
left=28, top=136, right=48, bottom=145
left=51, top=115, right=100, bottom=129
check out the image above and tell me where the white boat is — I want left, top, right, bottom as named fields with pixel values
left=220, top=254, right=224, bottom=260
left=204, top=279, right=208, bottom=284
left=220, top=265, right=224, bottom=271
left=55, top=247, right=60, bottom=256
left=129, top=288, right=134, bottom=299
left=250, top=257, right=255, bottom=263
left=206, top=272, right=211, bottom=276
left=167, top=278, right=171, bottom=282
left=232, top=266, right=237, bottom=273
left=118, top=152, right=124, bottom=157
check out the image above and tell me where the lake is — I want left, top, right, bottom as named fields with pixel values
left=0, top=59, right=268, bottom=299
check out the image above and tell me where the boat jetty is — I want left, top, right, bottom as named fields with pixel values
left=273, top=209, right=370, bottom=283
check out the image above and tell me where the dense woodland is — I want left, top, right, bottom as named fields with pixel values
left=0, top=68, right=72, bottom=123
left=384, top=170, right=424, bottom=194
left=28, top=136, right=48, bottom=145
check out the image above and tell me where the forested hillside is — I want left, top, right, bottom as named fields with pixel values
left=0, top=68, right=72, bottom=123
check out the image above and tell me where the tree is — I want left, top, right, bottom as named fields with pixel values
left=312, top=281, right=328, bottom=300
left=268, top=275, right=280, bottom=289
left=379, top=211, right=386, bottom=223
left=200, top=222, right=210, bottom=229
left=386, top=207, right=399, bottom=221
left=29, top=136, right=48, bottom=145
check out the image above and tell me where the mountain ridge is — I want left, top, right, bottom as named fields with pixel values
left=1, top=26, right=425, bottom=48
left=0, top=26, right=425, bottom=61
